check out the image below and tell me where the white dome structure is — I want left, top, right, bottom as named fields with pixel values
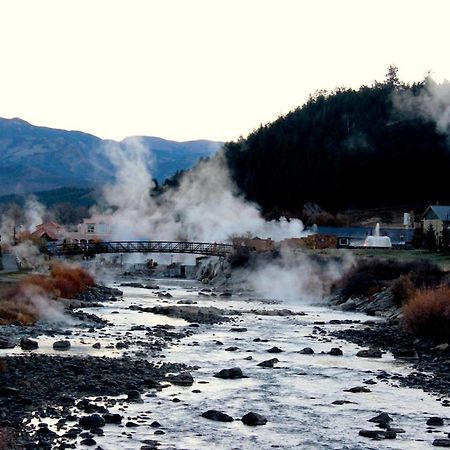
left=364, top=223, right=392, bottom=248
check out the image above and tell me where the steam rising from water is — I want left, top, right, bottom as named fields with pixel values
left=393, top=78, right=450, bottom=135
left=242, top=249, right=355, bottom=303
left=101, top=138, right=306, bottom=242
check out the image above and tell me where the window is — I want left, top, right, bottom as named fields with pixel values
left=97, top=223, right=108, bottom=234
left=86, top=223, right=95, bottom=233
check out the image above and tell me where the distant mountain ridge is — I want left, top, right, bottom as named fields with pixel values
left=0, top=117, right=222, bottom=195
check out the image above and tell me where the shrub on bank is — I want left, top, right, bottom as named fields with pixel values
left=391, top=274, right=416, bottom=305
left=337, top=258, right=445, bottom=300
left=403, top=285, right=450, bottom=342
left=0, top=262, right=95, bottom=325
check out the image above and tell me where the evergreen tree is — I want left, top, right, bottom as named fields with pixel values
left=424, top=224, right=437, bottom=252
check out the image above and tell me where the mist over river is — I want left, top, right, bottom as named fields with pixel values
left=3, top=276, right=449, bottom=450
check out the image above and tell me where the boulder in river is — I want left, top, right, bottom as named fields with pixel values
left=102, top=413, right=122, bottom=424
left=214, top=367, right=244, bottom=379
left=433, top=439, right=450, bottom=447
left=369, top=412, right=393, bottom=428
left=257, top=358, right=279, bottom=368
left=53, top=340, right=71, bottom=351
left=356, top=348, right=382, bottom=358
left=345, top=386, right=371, bottom=393
left=359, top=429, right=396, bottom=439
left=267, top=347, right=283, bottom=353
left=201, top=410, right=234, bottom=422
left=298, top=347, right=314, bottom=354
left=427, top=417, right=444, bottom=426
left=241, top=412, right=267, bottom=426
left=329, top=348, right=343, bottom=356
left=0, top=339, right=15, bottom=349
left=20, top=338, right=38, bottom=350
left=167, top=372, right=194, bottom=386
left=79, top=414, right=106, bottom=430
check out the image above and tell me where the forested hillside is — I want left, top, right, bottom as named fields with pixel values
left=225, top=70, right=450, bottom=215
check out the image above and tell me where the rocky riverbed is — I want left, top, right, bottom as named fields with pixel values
left=1, top=277, right=450, bottom=449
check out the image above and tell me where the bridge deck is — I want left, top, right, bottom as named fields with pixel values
left=45, top=241, right=233, bottom=257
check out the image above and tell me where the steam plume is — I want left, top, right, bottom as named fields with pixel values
left=100, top=140, right=306, bottom=242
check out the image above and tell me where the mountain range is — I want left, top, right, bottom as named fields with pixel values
left=0, top=117, right=222, bottom=196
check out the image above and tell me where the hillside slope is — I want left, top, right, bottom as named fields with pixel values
left=224, top=78, right=450, bottom=214
left=0, top=118, right=222, bottom=195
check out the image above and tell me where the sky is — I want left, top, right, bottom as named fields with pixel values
left=1, top=0, right=450, bottom=142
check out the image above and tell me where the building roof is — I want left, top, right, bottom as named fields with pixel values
left=315, top=226, right=414, bottom=244
left=32, top=228, right=60, bottom=241
left=35, top=221, right=64, bottom=230
left=423, top=205, right=450, bottom=221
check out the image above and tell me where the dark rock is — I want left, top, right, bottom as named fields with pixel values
left=127, top=390, right=142, bottom=401
left=103, top=413, right=123, bottom=424
left=115, top=342, right=129, bottom=349
left=267, top=347, right=283, bottom=354
left=298, top=347, right=314, bottom=354
left=20, top=338, right=38, bottom=350
left=356, top=348, right=382, bottom=358
left=201, top=410, right=234, bottom=422
left=53, top=340, right=71, bottom=351
left=149, top=421, right=162, bottom=428
left=369, top=412, right=393, bottom=428
left=392, top=348, right=417, bottom=358
left=214, top=367, right=244, bottom=379
left=433, top=439, right=450, bottom=447
left=79, top=414, right=106, bottom=430
left=241, top=412, right=267, bottom=426
left=359, top=430, right=396, bottom=439
left=126, top=421, right=139, bottom=427
left=230, top=327, right=247, bottom=332
left=167, top=372, right=194, bottom=386
left=80, top=438, right=97, bottom=446
left=0, top=339, right=15, bottom=349
left=257, top=358, right=279, bottom=368
left=427, top=417, right=444, bottom=426
left=225, top=346, right=239, bottom=352
left=92, top=343, right=101, bottom=349
left=345, top=386, right=371, bottom=393
left=329, top=348, right=343, bottom=356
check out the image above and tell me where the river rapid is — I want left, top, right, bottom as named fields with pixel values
left=3, top=277, right=450, bottom=449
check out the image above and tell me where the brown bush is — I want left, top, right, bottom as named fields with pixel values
left=403, top=285, right=450, bottom=342
left=50, top=262, right=94, bottom=298
left=0, top=360, right=5, bottom=372
left=392, top=274, right=416, bottom=305
left=0, top=262, right=95, bottom=325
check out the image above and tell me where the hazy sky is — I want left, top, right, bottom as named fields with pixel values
left=1, top=0, right=450, bottom=142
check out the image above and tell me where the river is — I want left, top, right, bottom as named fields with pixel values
left=5, top=277, right=450, bottom=449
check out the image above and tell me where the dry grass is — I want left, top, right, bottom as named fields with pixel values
left=0, top=262, right=95, bottom=325
left=403, top=285, right=450, bottom=342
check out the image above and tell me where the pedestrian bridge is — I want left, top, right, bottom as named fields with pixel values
left=45, top=240, right=233, bottom=258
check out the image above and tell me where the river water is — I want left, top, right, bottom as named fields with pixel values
left=8, top=278, right=450, bottom=449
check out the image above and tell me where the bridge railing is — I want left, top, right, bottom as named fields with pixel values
left=45, top=240, right=233, bottom=257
